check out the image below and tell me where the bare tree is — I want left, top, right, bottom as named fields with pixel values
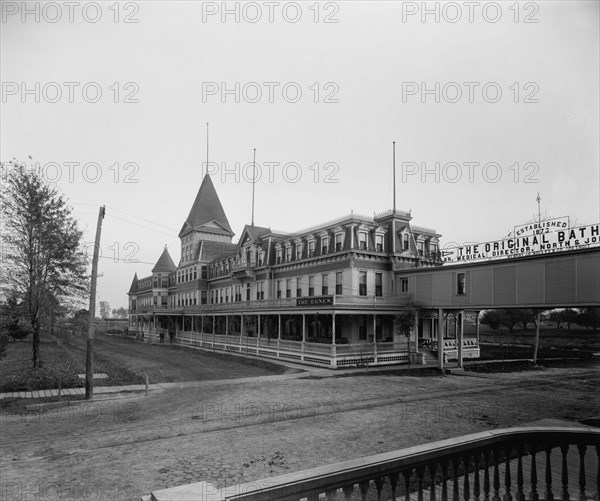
left=1, top=162, right=88, bottom=367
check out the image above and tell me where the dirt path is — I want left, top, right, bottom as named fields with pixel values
left=1, top=364, right=598, bottom=501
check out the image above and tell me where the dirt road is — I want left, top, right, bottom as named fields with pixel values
left=1, top=362, right=598, bottom=501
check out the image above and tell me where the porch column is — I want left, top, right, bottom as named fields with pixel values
left=212, top=314, right=215, bottom=348
left=437, top=308, right=444, bottom=370
left=457, top=310, right=464, bottom=369
left=331, top=313, right=337, bottom=367
left=454, top=313, right=458, bottom=340
left=413, top=310, right=420, bottom=354
left=225, top=315, right=229, bottom=348
left=302, top=314, right=306, bottom=353
left=277, top=314, right=281, bottom=350
left=372, top=314, right=377, bottom=356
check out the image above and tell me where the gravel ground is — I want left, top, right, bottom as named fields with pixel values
left=1, top=361, right=598, bottom=501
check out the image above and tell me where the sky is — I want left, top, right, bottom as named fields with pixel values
left=1, top=0, right=599, bottom=311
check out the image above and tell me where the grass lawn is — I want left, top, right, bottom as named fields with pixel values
left=0, top=339, right=142, bottom=392
left=0, top=334, right=290, bottom=393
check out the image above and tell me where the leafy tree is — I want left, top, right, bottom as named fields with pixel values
left=562, top=308, right=579, bottom=329
left=112, top=306, right=128, bottom=319
left=0, top=162, right=89, bottom=367
left=480, top=309, right=539, bottom=332
left=545, top=309, right=564, bottom=329
left=99, top=300, right=111, bottom=319
left=577, top=307, right=600, bottom=331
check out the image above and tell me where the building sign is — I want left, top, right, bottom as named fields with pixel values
left=296, top=296, right=334, bottom=307
left=443, top=223, right=599, bottom=265
left=514, top=216, right=570, bottom=237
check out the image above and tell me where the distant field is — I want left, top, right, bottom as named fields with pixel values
left=479, top=326, right=600, bottom=351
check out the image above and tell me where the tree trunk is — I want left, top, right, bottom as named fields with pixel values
left=533, top=312, right=541, bottom=364
left=32, top=321, right=41, bottom=368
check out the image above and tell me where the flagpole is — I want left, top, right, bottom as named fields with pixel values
left=206, top=123, right=209, bottom=175
left=393, top=141, right=396, bottom=213
left=251, top=148, right=256, bottom=227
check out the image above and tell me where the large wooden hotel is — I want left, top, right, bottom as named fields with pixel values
left=127, top=174, right=481, bottom=367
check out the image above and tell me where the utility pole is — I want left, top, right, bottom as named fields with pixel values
left=86, top=205, right=105, bottom=400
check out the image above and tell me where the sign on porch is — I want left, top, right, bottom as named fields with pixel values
left=296, top=296, right=334, bottom=307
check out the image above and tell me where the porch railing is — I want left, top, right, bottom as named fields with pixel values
left=175, top=426, right=599, bottom=501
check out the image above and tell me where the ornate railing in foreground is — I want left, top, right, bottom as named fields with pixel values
left=203, top=427, right=599, bottom=501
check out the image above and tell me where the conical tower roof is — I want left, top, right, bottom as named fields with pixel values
left=128, top=273, right=139, bottom=294
left=178, top=174, right=233, bottom=238
left=152, top=247, right=176, bottom=273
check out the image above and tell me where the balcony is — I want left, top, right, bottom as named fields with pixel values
left=143, top=426, right=599, bottom=500
left=180, top=295, right=403, bottom=313
left=230, top=262, right=256, bottom=280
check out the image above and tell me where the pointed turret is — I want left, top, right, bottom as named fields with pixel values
left=178, top=174, right=234, bottom=238
left=152, top=246, right=176, bottom=273
left=127, top=272, right=138, bottom=294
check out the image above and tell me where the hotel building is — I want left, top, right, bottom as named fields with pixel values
left=127, top=174, right=480, bottom=367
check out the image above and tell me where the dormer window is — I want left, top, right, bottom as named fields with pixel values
left=376, top=234, right=384, bottom=252
left=403, top=233, right=410, bottom=251
left=308, top=240, right=315, bottom=257
left=276, top=247, right=282, bottom=264
left=296, top=244, right=303, bottom=260
left=321, top=236, right=329, bottom=254
left=335, top=232, right=343, bottom=251
left=285, top=245, right=292, bottom=262
left=359, top=232, right=367, bottom=250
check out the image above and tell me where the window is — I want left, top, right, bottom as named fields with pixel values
left=257, top=282, right=264, bottom=300
left=285, top=246, right=292, bottom=262
left=335, top=233, right=343, bottom=251
left=308, top=240, right=315, bottom=257
left=430, top=242, right=438, bottom=257
left=277, top=280, right=282, bottom=299
left=359, top=232, right=367, bottom=250
left=308, top=276, right=315, bottom=296
left=201, top=290, right=207, bottom=304
left=296, top=278, right=302, bottom=297
left=457, top=273, right=466, bottom=295
left=257, top=251, right=263, bottom=266
left=400, top=277, right=409, bottom=293
left=286, top=279, right=292, bottom=298
left=403, top=233, right=409, bottom=250
left=246, top=248, right=252, bottom=265
left=376, top=234, right=384, bottom=252
left=375, top=273, right=382, bottom=297
left=359, top=317, right=367, bottom=340
left=322, top=274, right=328, bottom=295
left=322, top=236, right=329, bottom=254
left=296, top=244, right=303, bottom=260
left=336, top=272, right=343, bottom=295
left=201, top=265, right=207, bottom=279
left=376, top=317, right=383, bottom=340
left=359, top=271, right=367, bottom=296
left=246, top=283, right=251, bottom=301
left=276, top=248, right=282, bottom=264
left=418, top=240, right=424, bottom=256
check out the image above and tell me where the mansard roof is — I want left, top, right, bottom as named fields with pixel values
left=178, top=174, right=234, bottom=238
left=239, top=224, right=272, bottom=246
left=127, top=273, right=139, bottom=294
left=152, top=247, right=177, bottom=273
